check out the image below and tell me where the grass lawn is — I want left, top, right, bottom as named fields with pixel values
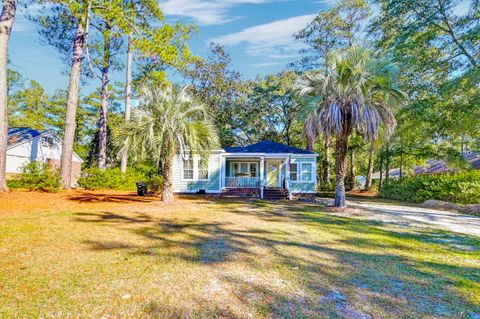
left=0, top=191, right=479, bottom=318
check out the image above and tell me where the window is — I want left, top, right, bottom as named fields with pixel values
left=249, top=163, right=257, bottom=177
left=41, top=136, right=54, bottom=148
left=231, top=162, right=257, bottom=177
left=300, top=163, right=313, bottom=182
left=198, top=157, right=209, bottom=180
left=289, top=163, right=298, bottom=181
left=240, top=163, right=249, bottom=176
left=183, top=158, right=194, bottom=180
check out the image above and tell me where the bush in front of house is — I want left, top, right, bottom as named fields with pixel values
left=78, top=167, right=148, bottom=191
left=379, top=170, right=480, bottom=205
left=147, top=175, right=164, bottom=194
left=10, top=162, right=62, bottom=192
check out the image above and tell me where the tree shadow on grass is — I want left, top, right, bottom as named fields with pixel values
left=74, top=199, right=480, bottom=318
left=74, top=211, right=154, bottom=224
left=68, top=191, right=159, bottom=204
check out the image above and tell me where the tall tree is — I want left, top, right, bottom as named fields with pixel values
left=0, top=0, right=18, bottom=192
left=294, top=0, right=370, bottom=183
left=86, top=7, right=123, bottom=170
left=297, top=47, right=405, bottom=207
left=246, top=71, right=303, bottom=146
left=118, top=0, right=195, bottom=172
left=372, top=0, right=479, bottom=166
left=186, top=43, right=246, bottom=146
left=124, top=86, right=218, bottom=202
left=120, top=33, right=132, bottom=173
left=37, top=0, right=93, bottom=188
left=294, top=0, right=370, bottom=70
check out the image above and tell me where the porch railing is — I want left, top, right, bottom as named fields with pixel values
left=225, top=177, right=260, bottom=188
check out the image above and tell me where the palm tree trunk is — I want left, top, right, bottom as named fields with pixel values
left=323, top=134, right=331, bottom=184
left=306, top=135, right=314, bottom=152
left=162, top=154, right=174, bottom=202
left=349, top=150, right=355, bottom=190
left=60, top=4, right=90, bottom=189
left=97, top=23, right=112, bottom=170
left=0, top=0, right=17, bottom=192
left=365, top=139, right=375, bottom=190
left=120, top=34, right=132, bottom=173
left=334, top=132, right=348, bottom=207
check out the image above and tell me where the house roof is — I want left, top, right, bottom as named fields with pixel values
left=224, top=140, right=314, bottom=155
left=8, top=127, right=84, bottom=163
left=372, top=152, right=480, bottom=179
left=7, top=127, right=49, bottom=147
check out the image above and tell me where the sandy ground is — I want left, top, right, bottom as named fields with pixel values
left=0, top=189, right=203, bottom=214
left=322, top=197, right=480, bottom=237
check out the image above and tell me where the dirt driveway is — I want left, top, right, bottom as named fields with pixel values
left=342, top=198, right=480, bottom=237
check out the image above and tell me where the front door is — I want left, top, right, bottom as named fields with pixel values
left=267, top=161, right=280, bottom=187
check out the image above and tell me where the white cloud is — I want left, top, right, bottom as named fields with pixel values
left=452, top=0, right=469, bottom=16
left=160, top=0, right=281, bottom=25
left=251, top=62, right=283, bottom=67
left=211, top=14, right=316, bottom=58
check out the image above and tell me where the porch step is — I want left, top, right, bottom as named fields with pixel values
left=263, top=188, right=289, bottom=200
left=221, top=188, right=260, bottom=198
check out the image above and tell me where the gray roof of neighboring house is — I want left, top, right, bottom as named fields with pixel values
left=7, top=127, right=49, bottom=147
left=223, top=140, right=314, bottom=154
left=372, top=152, right=480, bottom=179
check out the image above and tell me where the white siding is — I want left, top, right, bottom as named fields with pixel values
left=6, top=133, right=82, bottom=174
left=172, top=152, right=222, bottom=193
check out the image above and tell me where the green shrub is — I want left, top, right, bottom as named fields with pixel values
left=11, top=162, right=61, bottom=192
left=148, top=175, right=164, bottom=194
left=380, top=170, right=480, bottom=204
left=78, top=168, right=144, bottom=191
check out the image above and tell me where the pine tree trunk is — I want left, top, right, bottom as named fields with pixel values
left=162, top=154, right=174, bottom=202
left=97, top=23, right=111, bottom=170
left=399, top=151, right=404, bottom=179
left=323, top=134, right=331, bottom=184
left=0, top=0, right=17, bottom=192
left=60, top=5, right=90, bottom=189
left=120, top=34, right=132, bottom=173
left=334, top=131, right=348, bottom=207
left=379, top=153, right=384, bottom=190
left=365, top=139, right=375, bottom=190
left=385, top=147, right=390, bottom=182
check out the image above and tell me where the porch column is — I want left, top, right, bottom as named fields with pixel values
left=260, top=157, right=265, bottom=199
left=286, top=156, right=292, bottom=200
left=221, top=155, right=226, bottom=189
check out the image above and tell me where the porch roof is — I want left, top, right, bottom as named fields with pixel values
left=223, top=140, right=314, bottom=155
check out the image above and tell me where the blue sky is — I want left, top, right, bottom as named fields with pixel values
left=9, top=0, right=333, bottom=95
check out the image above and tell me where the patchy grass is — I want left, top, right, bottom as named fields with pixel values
left=0, top=191, right=479, bottom=318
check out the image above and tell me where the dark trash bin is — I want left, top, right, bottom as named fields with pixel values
left=136, top=182, right=148, bottom=196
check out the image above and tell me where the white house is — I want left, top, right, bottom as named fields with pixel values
left=6, top=127, right=83, bottom=186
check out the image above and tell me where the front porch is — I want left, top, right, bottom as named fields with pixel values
left=221, top=155, right=292, bottom=199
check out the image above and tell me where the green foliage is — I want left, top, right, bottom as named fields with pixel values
left=380, top=171, right=480, bottom=205
left=186, top=43, right=246, bottom=146
left=123, top=85, right=219, bottom=165
left=78, top=167, right=148, bottom=191
left=10, top=162, right=62, bottom=192
left=294, top=0, right=370, bottom=70
left=148, top=175, right=164, bottom=194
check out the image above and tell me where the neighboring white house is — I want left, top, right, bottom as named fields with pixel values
left=6, top=127, right=83, bottom=186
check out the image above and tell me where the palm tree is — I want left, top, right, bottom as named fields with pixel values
left=123, top=85, right=218, bottom=202
left=297, top=47, right=405, bottom=207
